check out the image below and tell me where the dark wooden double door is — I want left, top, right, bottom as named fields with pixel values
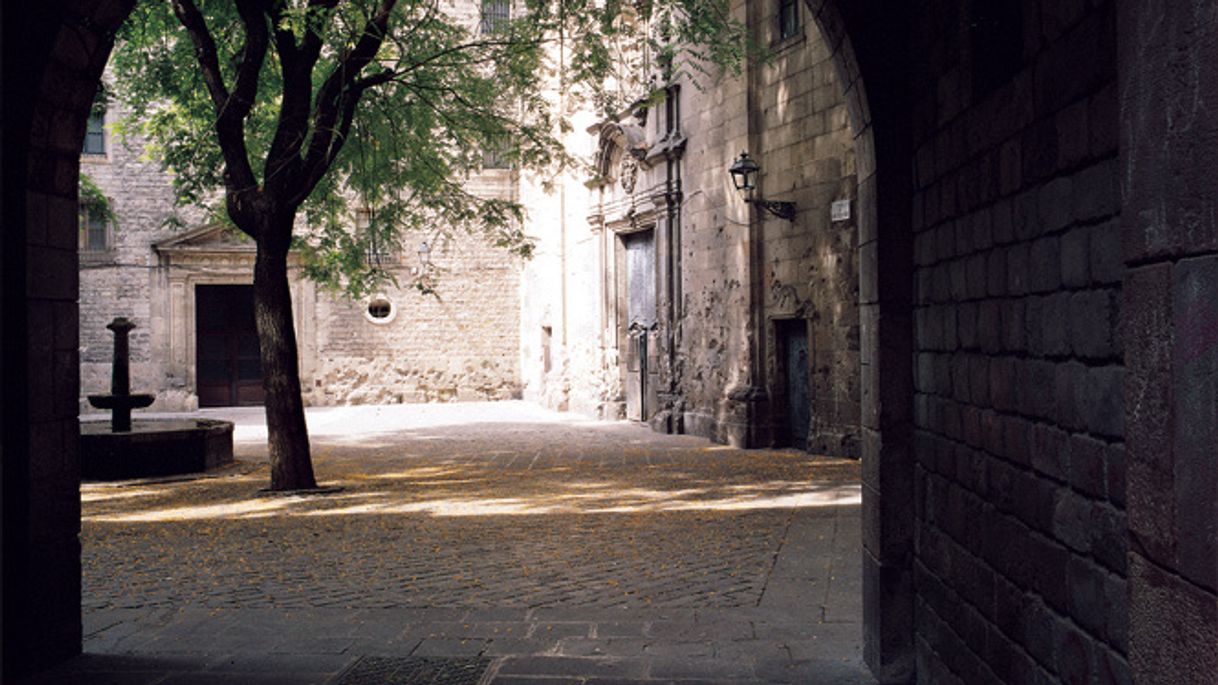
left=196, top=285, right=264, bottom=407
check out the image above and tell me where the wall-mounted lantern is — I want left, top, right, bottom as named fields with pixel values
left=412, top=240, right=437, bottom=295
left=410, top=240, right=434, bottom=279
left=417, top=241, right=432, bottom=270
left=728, top=151, right=796, bottom=221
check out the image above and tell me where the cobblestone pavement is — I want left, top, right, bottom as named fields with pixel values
left=29, top=402, right=871, bottom=684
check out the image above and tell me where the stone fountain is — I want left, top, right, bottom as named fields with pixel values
left=81, top=317, right=235, bottom=480
left=87, top=317, right=155, bottom=431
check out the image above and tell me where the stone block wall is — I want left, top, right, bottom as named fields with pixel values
left=907, top=2, right=1129, bottom=682
left=676, top=5, right=754, bottom=441
left=516, top=101, right=609, bottom=417
left=1119, top=1, right=1218, bottom=681
left=305, top=234, right=522, bottom=405
left=4, top=0, right=135, bottom=675
left=754, top=6, right=859, bottom=455
left=677, top=0, right=859, bottom=453
left=79, top=101, right=204, bottom=409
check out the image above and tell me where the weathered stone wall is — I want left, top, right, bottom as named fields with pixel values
left=907, top=2, right=1129, bottom=682
left=516, top=67, right=609, bottom=417
left=677, top=9, right=762, bottom=443
left=304, top=234, right=522, bottom=406
left=4, top=0, right=136, bottom=674
left=754, top=5, right=859, bottom=456
left=521, top=2, right=859, bottom=454
left=677, top=0, right=859, bottom=453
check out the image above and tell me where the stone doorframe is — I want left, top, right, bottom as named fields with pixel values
left=156, top=234, right=313, bottom=408
left=589, top=117, right=681, bottom=427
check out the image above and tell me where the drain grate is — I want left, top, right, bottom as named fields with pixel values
left=336, top=656, right=492, bottom=685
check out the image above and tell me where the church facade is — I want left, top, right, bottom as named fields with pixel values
left=519, top=1, right=861, bottom=455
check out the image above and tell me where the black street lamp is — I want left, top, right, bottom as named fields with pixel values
left=728, top=151, right=796, bottom=221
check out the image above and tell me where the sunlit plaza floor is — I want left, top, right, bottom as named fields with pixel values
left=30, top=401, right=871, bottom=684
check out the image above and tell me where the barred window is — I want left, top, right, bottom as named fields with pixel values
left=778, top=0, right=799, bottom=40
left=83, top=112, right=106, bottom=155
left=483, top=148, right=510, bottom=169
left=357, top=208, right=398, bottom=267
left=480, top=0, right=510, bottom=34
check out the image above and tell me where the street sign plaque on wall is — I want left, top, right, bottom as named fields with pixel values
left=831, top=199, right=851, bottom=222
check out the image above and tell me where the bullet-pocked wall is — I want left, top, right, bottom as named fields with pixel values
left=530, top=0, right=861, bottom=457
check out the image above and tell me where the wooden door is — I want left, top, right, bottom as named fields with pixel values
left=196, top=285, right=264, bottom=407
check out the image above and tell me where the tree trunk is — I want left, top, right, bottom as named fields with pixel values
left=253, top=226, right=317, bottom=491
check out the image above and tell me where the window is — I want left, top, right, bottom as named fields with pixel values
left=480, top=0, right=510, bottom=34
left=541, top=326, right=553, bottom=374
left=778, top=0, right=800, bottom=40
left=664, top=85, right=680, bottom=136
left=483, top=148, right=510, bottom=169
left=364, top=296, right=397, bottom=324
left=83, top=111, right=106, bottom=155
left=356, top=208, right=398, bottom=266
left=79, top=201, right=109, bottom=251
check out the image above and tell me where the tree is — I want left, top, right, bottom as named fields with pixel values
left=110, top=0, right=743, bottom=491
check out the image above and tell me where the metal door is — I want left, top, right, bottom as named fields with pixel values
left=778, top=319, right=810, bottom=448
left=196, top=285, right=264, bottom=407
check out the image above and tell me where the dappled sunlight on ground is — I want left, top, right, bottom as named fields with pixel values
left=84, top=402, right=860, bottom=524
left=82, top=458, right=859, bottom=522
left=80, top=402, right=863, bottom=613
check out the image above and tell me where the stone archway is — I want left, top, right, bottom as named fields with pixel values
left=10, top=2, right=1214, bottom=683
left=2, top=0, right=915, bottom=679
left=3, top=0, right=137, bottom=675
left=801, top=2, right=917, bottom=682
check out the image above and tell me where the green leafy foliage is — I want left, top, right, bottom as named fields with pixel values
left=79, top=172, right=118, bottom=227
left=108, top=0, right=744, bottom=299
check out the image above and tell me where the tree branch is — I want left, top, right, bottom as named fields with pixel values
left=171, top=0, right=266, bottom=226
left=298, top=0, right=398, bottom=196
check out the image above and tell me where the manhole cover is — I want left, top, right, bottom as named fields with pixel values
left=336, top=656, right=492, bottom=685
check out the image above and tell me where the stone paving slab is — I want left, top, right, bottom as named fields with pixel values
left=22, top=402, right=872, bottom=684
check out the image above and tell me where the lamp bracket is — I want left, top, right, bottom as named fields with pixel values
left=748, top=198, right=797, bottom=221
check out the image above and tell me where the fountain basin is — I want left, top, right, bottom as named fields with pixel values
left=80, top=418, right=234, bottom=481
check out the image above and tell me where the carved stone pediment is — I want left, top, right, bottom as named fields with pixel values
left=155, top=224, right=255, bottom=257
left=594, top=121, right=651, bottom=183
